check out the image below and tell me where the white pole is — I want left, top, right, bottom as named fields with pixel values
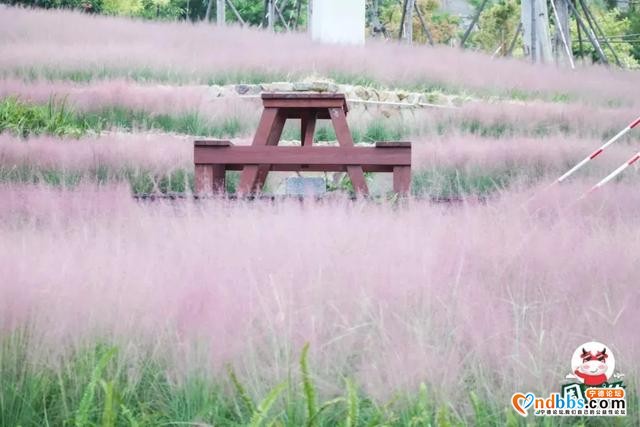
left=268, top=0, right=275, bottom=31
left=550, top=0, right=575, bottom=69
left=583, top=151, right=640, bottom=197
left=555, top=115, right=640, bottom=184
left=216, top=0, right=225, bottom=25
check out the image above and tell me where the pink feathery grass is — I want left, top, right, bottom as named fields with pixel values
left=1, top=6, right=640, bottom=106
left=0, top=132, right=192, bottom=172
left=0, top=78, right=260, bottom=124
left=3, top=77, right=639, bottom=142
left=0, top=185, right=638, bottom=402
left=2, top=133, right=638, bottom=184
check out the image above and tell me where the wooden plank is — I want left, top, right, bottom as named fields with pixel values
left=220, top=164, right=396, bottom=172
left=194, top=146, right=411, bottom=166
left=194, top=165, right=213, bottom=195
left=329, top=107, right=369, bottom=195
left=375, top=141, right=411, bottom=148
left=212, top=164, right=226, bottom=193
left=264, top=109, right=287, bottom=146
left=280, top=108, right=329, bottom=120
left=238, top=107, right=279, bottom=194
left=254, top=108, right=287, bottom=190
left=393, top=166, right=411, bottom=195
left=262, top=93, right=348, bottom=112
left=301, top=111, right=316, bottom=147
left=194, top=140, right=232, bottom=147
left=262, top=93, right=346, bottom=100
left=262, top=98, right=348, bottom=111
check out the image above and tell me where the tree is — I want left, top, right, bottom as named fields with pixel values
left=375, top=0, right=458, bottom=44
left=570, top=5, right=638, bottom=67
left=471, top=0, right=519, bottom=56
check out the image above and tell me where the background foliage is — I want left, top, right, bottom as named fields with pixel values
left=3, top=0, right=640, bottom=66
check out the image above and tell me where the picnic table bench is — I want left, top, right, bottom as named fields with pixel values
left=194, top=93, right=411, bottom=196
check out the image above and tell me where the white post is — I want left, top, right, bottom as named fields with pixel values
left=521, top=0, right=533, bottom=59
left=535, top=0, right=553, bottom=63
left=216, top=0, right=225, bottom=25
left=403, top=0, right=414, bottom=44
left=522, top=0, right=553, bottom=64
left=268, top=0, right=275, bottom=31
left=310, top=0, right=365, bottom=45
left=550, top=0, right=574, bottom=68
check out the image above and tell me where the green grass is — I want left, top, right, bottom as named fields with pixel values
left=0, top=98, right=412, bottom=141
left=0, top=164, right=245, bottom=195
left=1, top=332, right=634, bottom=426
left=410, top=166, right=542, bottom=199
left=2, top=65, right=624, bottom=106
left=0, top=97, right=253, bottom=139
left=0, top=96, right=89, bottom=138
left=80, top=107, right=248, bottom=138
left=0, top=161, right=548, bottom=199
left=5, top=98, right=636, bottom=143
left=0, top=97, right=415, bottom=142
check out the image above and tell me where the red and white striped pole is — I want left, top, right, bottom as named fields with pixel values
left=582, top=151, right=640, bottom=197
left=555, top=115, right=640, bottom=184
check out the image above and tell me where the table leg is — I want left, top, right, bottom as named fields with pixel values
left=328, top=107, right=369, bottom=196
left=212, top=165, right=226, bottom=194
left=393, top=166, right=411, bottom=196
left=195, top=165, right=213, bottom=195
left=255, top=110, right=287, bottom=191
left=238, top=108, right=285, bottom=195
left=301, top=111, right=316, bottom=147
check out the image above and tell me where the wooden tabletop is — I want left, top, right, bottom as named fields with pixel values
left=261, top=92, right=348, bottom=113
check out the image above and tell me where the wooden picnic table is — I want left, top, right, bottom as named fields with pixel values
left=194, top=92, right=411, bottom=196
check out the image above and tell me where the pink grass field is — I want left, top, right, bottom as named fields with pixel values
left=2, top=5, right=640, bottom=105
left=3, top=78, right=640, bottom=144
left=2, top=4, right=640, bottom=412
left=2, top=132, right=640, bottom=181
left=1, top=184, right=639, bottom=402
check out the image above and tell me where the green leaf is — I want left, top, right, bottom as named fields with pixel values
left=345, top=379, right=359, bottom=427
left=227, top=364, right=256, bottom=418
left=75, top=347, right=118, bottom=427
left=300, top=343, right=317, bottom=426
left=100, top=380, right=118, bottom=427
left=248, top=381, right=287, bottom=427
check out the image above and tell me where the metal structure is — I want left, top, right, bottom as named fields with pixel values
left=208, top=1, right=623, bottom=68
left=457, top=0, right=621, bottom=67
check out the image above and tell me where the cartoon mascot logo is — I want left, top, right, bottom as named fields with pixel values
left=567, top=341, right=616, bottom=387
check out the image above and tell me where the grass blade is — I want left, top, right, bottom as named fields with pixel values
left=300, top=343, right=317, bottom=425
left=75, top=346, right=117, bottom=427
left=248, top=381, right=287, bottom=427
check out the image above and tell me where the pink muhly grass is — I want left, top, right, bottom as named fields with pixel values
left=1, top=6, right=640, bottom=106
left=412, top=134, right=640, bottom=177
left=3, top=133, right=638, bottom=185
left=0, top=132, right=192, bottom=172
left=3, top=77, right=639, bottom=142
left=0, top=78, right=260, bottom=123
left=0, top=184, right=638, bottom=402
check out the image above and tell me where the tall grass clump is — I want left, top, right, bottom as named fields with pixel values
left=0, top=96, right=88, bottom=137
left=3, top=79, right=640, bottom=142
left=2, top=133, right=639, bottom=197
left=4, top=331, right=630, bottom=426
